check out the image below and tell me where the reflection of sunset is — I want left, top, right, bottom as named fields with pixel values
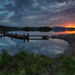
left=64, top=31, right=75, bottom=34
left=52, top=31, right=75, bottom=35
left=53, top=23, right=75, bottom=34
left=52, top=23, right=75, bottom=34
left=63, top=23, right=75, bottom=34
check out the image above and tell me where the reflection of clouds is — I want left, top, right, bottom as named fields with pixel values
left=13, top=39, right=69, bottom=57
left=32, top=45, right=65, bottom=57
left=0, top=37, right=15, bottom=47
left=47, top=46, right=64, bottom=54
left=0, top=43, right=9, bottom=46
left=40, top=45, right=65, bottom=54
left=0, top=34, right=70, bottom=58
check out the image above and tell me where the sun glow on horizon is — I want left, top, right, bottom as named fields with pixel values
left=65, top=23, right=75, bottom=34
left=60, top=23, right=75, bottom=34
left=65, top=24, right=75, bottom=28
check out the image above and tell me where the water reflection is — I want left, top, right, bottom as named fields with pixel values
left=0, top=25, right=75, bottom=34
left=52, top=26, right=75, bottom=34
left=0, top=36, right=70, bottom=58
left=0, top=30, right=72, bottom=58
left=64, top=31, right=75, bottom=34
left=0, top=26, right=74, bottom=58
left=50, top=30, right=75, bottom=35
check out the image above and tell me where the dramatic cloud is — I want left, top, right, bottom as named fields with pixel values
left=0, top=0, right=75, bottom=27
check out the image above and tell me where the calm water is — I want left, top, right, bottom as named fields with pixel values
left=0, top=31, right=71, bottom=58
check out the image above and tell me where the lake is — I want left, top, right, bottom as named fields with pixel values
left=0, top=31, right=72, bottom=58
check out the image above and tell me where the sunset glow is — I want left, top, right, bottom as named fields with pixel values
left=60, top=23, right=75, bottom=34
left=65, top=24, right=75, bottom=28
left=64, top=31, right=75, bottom=34
left=65, top=23, right=75, bottom=34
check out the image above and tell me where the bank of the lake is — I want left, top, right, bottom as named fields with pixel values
left=0, top=50, right=75, bottom=75
left=51, top=34, right=75, bottom=57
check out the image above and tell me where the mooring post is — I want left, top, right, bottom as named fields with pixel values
left=27, top=33, right=29, bottom=42
left=11, top=33, right=13, bottom=39
left=0, top=33, right=4, bottom=37
left=42, top=35, right=49, bottom=40
left=15, top=32, right=17, bottom=35
left=23, top=33, right=26, bottom=42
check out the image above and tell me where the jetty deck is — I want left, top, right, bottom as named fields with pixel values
left=0, top=32, right=49, bottom=42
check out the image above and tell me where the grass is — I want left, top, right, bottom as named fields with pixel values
left=0, top=50, right=75, bottom=75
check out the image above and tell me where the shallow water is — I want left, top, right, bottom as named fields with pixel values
left=0, top=31, right=71, bottom=58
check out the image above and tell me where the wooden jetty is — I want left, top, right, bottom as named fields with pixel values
left=0, top=32, right=50, bottom=42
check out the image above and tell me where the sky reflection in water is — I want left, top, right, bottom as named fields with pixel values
left=0, top=31, right=71, bottom=58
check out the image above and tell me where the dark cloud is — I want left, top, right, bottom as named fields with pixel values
left=0, top=0, right=75, bottom=26
left=2, top=0, right=75, bottom=13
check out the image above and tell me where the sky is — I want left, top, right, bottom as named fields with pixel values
left=0, top=0, right=75, bottom=27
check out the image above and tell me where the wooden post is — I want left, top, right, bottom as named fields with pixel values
left=23, top=33, right=25, bottom=42
left=42, top=36, right=49, bottom=40
left=11, top=33, right=13, bottom=39
left=27, top=33, right=29, bottom=42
